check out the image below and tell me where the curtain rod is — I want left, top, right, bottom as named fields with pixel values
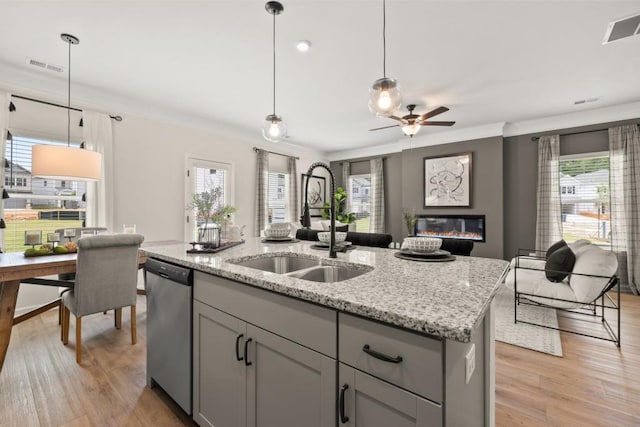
left=9, top=94, right=123, bottom=121
left=253, top=147, right=299, bottom=160
left=530, top=124, right=640, bottom=141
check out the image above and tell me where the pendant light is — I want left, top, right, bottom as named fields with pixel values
left=32, top=34, right=102, bottom=181
left=368, top=0, right=402, bottom=117
left=261, top=1, right=287, bottom=142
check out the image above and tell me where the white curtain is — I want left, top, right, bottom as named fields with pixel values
left=535, top=134, right=562, bottom=252
left=609, top=125, right=640, bottom=294
left=342, top=161, right=351, bottom=214
left=287, top=156, right=298, bottom=224
left=254, top=149, right=269, bottom=236
left=370, top=158, right=385, bottom=233
left=0, top=91, right=11, bottom=251
left=82, top=110, right=113, bottom=231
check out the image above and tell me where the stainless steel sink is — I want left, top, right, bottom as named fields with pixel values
left=230, top=256, right=320, bottom=274
left=287, top=265, right=370, bottom=283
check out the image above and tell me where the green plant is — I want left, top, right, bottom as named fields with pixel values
left=186, top=187, right=237, bottom=240
left=403, top=209, right=417, bottom=236
left=321, top=186, right=355, bottom=224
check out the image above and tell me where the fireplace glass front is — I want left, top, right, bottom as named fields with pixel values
left=414, top=214, right=486, bottom=242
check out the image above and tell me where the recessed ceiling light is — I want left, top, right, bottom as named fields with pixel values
left=296, top=40, right=311, bottom=52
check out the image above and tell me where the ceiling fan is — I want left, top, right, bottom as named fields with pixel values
left=369, top=104, right=456, bottom=137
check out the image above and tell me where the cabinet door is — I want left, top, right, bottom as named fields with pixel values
left=193, top=301, right=247, bottom=427
left=338, top=364, right=442, bottom=427
left=246, top=324, right=336, bottom=427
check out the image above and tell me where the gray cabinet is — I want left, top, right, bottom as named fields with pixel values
left=193, top=272, right=337, bottom=427
left=338, top=364, right=442, bottom=427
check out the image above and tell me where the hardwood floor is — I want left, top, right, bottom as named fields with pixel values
left=1, top=293, right=639, bottom=426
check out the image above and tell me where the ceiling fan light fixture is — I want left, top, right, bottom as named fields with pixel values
left=401, top=122, right=421, bottom=137
left=369, top=77, right=402, bottom=117
left=261, top=114, right=287, bottom=142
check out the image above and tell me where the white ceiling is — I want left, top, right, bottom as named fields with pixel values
left=0, top=1, right=639, bottom=155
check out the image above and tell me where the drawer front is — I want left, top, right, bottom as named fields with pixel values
left=339, top=313, right=443, bottom=402
left=194, top=271, right=336, bottom=358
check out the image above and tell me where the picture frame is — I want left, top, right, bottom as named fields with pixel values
left=301, top=174, right=326, bottom=217
left=423, top=152, right=472, bottom=207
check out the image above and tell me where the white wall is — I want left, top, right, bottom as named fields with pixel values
left=4, top=87, right=327, bottom=313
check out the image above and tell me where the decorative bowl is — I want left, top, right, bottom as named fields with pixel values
left=402, top=237, right=442, bottom=253
left=269, top=222, right=291, bottom=230
left=317, top=231, right=347, bottom=244
left=264, top=228, right=291, bottom=239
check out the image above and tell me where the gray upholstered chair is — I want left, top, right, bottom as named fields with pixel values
left=61, top=234, right=144, bottom=363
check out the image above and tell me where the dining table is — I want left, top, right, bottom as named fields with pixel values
left=0, top=248, right=151, bottom=372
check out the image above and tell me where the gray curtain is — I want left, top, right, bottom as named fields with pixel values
left=287, top=156, right=298, bottom=224
left=535, top=135, right=563, bottom=252
left=0, top=91, right=10, bottom=252
left=254, top=149, right=269, bottom=236
left=342, top=161, right=351, bottom=214
left=370, top=158, right=385, bottom=233
left=609, top=125, right=640, bottom=294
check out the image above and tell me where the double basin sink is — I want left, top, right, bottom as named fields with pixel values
left=229, top=254, right=373, bottom=283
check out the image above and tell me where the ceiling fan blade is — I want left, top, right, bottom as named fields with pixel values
left=418, top=106, right=450, bottom=121
left=387, top=115, right=405, bottom=122
left=420, top=120, right=456, bottom=126
left=368, top=124, right=400, bottom=131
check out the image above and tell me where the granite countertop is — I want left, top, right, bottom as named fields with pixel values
left=141, top=237, right=509, bottom=343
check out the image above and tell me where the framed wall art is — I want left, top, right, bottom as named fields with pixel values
left=301, top=174, right=326, bottom=217
left=423, top=152, right=472, bottom=207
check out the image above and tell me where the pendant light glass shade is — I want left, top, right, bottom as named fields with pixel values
left=368, top=77, right=402, bottom=117
left=261, top=114, right=287, bottom=142
left=31, top=33, right=102, bottom=182
left=32, top=145, right=101, bottom=181
left=400, top=122, right=421, bottom=137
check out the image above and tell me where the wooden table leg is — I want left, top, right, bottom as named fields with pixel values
left=0, top=280, right=20, bottom=371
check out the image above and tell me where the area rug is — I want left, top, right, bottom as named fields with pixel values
left=494, top=285, right=563, bottom=357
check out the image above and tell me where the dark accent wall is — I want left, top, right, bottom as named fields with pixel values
left=503, top=119, right=640, bottom=259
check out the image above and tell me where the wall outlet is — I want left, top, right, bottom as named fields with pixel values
left=465, top=344, right=476, bottom=384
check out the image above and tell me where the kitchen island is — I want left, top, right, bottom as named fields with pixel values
left=141, top=238, right=509, bottom=427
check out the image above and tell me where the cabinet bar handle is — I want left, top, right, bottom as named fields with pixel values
left=339, top=384, right=349, bottom=423
left=244, top=338, right=253, bottom=366
left=362, top=344, right=403, bottom=364
left=235, top=334, right=244, bottom=361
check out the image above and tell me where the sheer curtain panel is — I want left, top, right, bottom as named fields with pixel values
left=82, top=110, right=113, bottom=231
left=535, top=135, right=562, bottom=252
left=370, top=158, right=385, bottom=233
left=609, top=125, right=640, bottom=294
left=287, top=156, right=298, bottom=224
left=254, top=149, right=269, bottom=236
left=342, top=161, right=351, bottom=214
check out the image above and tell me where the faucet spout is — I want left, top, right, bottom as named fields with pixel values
left=303, top=162, right=337, bottom=258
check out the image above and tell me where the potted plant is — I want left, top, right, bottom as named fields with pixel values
left=187, top=187, right=237, bottom=244
left=321, top=186, right=355, bottom=224
left=403, top=209, right=417, bottom=237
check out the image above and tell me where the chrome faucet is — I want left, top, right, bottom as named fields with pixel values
left=302, top=162, right=337, bottom=258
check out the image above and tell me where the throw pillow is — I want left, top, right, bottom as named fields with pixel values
left=545, top=246, right=576, bottom=282
left=545, top=239, right=567, bottom=258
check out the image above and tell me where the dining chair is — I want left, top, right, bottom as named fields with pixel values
left=61, top=233, right=144, bottom=363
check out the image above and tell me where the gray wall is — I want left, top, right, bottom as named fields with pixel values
left=332, top=136, right=504, bottom=259
left=502, top=119, right=640, bottom=259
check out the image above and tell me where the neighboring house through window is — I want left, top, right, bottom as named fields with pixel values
left=349, top=173, right=371, bottom=232
left=267, top=171, right=289, bottom=224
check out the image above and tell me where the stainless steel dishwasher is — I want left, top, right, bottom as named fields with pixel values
left=145, top=258, right=193, bottom=414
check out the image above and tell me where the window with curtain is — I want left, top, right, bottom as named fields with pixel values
left=267, top=171, right=289, bottom=224
left=186, top=158, right=233, bottom=241
left=349, top=173, right=371, bottom=232
left=3, top=133, right=87, bottom=252
left=559, top=153, right=610, bottom=246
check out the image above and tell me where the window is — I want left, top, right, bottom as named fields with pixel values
left=267, top=172, right=289, bottom=224
left=560, top=153, right=610, bottom=246
left=349, top=174, right=371, bottom=232
left=3, top=135, right=86, bottom=253
left=186, top=158, right=233, bottom=241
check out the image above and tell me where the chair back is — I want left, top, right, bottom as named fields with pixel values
left=73, top=234, right=144, bottom=317
left=440, top=239, right=474, bottom=256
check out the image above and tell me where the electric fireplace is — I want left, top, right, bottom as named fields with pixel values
left=414, top=214, right=486, bottom=242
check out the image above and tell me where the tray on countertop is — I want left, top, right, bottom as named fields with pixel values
left=187, top=240, right=245, bottom=254
left=394, top=250, right=456, bottom=262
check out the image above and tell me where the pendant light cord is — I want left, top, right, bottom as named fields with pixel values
left=272, top=11, right=276, bottom=115
left=382, top=0, right=386, bottom=78
left=67, top=38, right=71, bottom=147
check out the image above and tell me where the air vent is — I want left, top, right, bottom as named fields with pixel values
left=574, top=97, right=600, bottom=105
left=603, top=13, right=640, bottom=44
left=25, top=57, right=64, bottom=73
